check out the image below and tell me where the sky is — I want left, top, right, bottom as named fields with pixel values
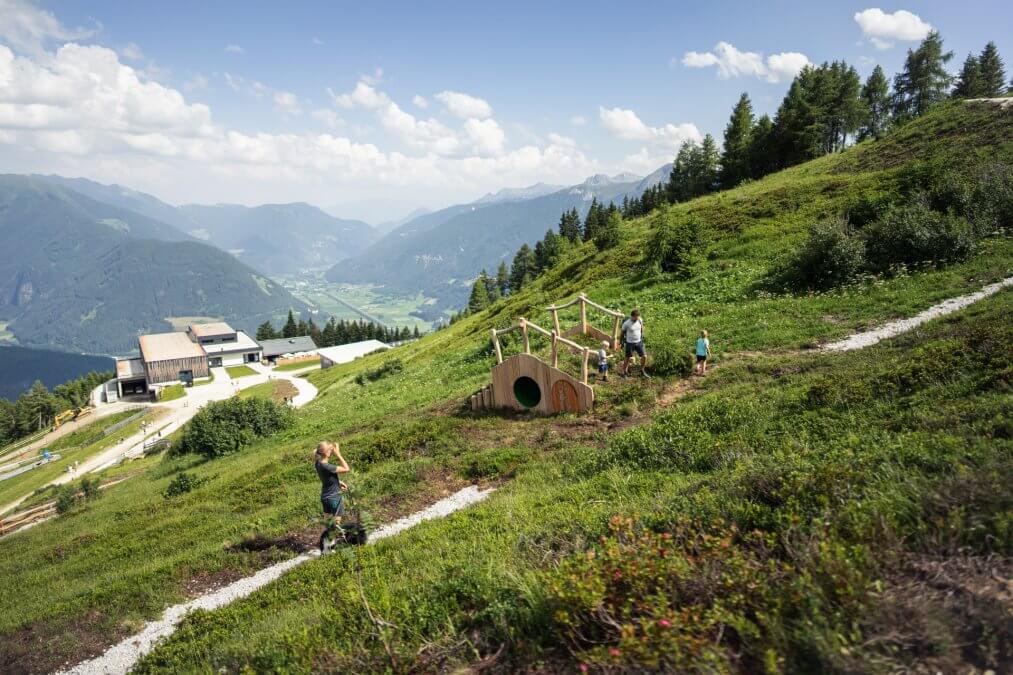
left=0, top=0, right=1010, bottom=223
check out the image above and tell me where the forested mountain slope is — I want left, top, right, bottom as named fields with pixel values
left=0, top=101, right=1010, bottom=674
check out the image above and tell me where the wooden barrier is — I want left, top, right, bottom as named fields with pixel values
left=546, top=292, right=625, bottom=348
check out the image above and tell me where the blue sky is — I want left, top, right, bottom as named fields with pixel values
left=1, top=0, right=1010, bottom=221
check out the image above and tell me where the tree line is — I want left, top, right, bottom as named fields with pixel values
left=0, top=371, right=111, bottom=447
left=456, top=31, right=1009, bottom=318
left=257, top=310, right=420, bottom=348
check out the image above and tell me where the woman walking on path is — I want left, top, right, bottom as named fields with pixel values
left=694, top=330, right=712, bottom=375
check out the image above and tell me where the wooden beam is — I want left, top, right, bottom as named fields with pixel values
left=551, top=306, right=561, bottom=335
left=579, top=294, right=588, bottom=334
left=612, top=314, right=622, bottom=349
left=490, top=328, right=503, bottom=364
left=583, top=296, right=624, bottom=317
left=581, top=347, right=590, bottom=384
left=520, top=318, right=530, bottom=354
left=551, top=331, right=559, bottom=368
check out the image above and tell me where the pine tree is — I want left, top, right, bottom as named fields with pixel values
left=858, top=65, right=891, bottom=140
left=748, top=114, right=776, bottom=178
left=952, top=53, right=982, bottom=98
left=467, top=275, right=491, bottom=313
left=481, top=268, right=500, bottom=303
left=308, top=318, right=322, bottom=346
left=509, top=244, right=536, bottom=292
left=412, top=326, right=421, bottom=339
left=255, top=321, right=277, bottom=341
left=282, top=310, right=298, bottom=338
left=593, top=210, right=623, bottom=250
left=977, top=41, right=1006, bottom=97
left=582, top=197, right=601, bottom=242
left=893, top=31, right=954, bottom=120
left=321, top=317, right=337, bottom=346
left=720, top=93, right=755, bottom=188
left=496, top=261, right=510, bottom=296
left=558, top=208, right=580, bottom=242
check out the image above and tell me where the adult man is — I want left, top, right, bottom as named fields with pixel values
left=621, top=309, right=648, bottom=377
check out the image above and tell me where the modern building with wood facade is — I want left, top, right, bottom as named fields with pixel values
left=139, top=332, right=210, bottom=384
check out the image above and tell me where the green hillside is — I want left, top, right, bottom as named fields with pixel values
left=0, top=102, right=1010, bottom=673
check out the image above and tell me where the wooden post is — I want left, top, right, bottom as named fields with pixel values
left=520, top=319, right=530, bottom=354
left=612, top=314, right=622, bottom=349
left=551, top=331, right=559, bottom=368
left=491, top=328, right=503, bottom=364
left=551, top=306, right=561, bottom=336
left=579, top=294, right=588, bottom=334
left=581, top=347, right=590, bottom=384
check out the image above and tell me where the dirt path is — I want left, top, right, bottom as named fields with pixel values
left=57, top=485, right=494, bottom=675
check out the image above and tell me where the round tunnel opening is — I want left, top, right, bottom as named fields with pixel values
left=513, top=376, right=541, bottom=409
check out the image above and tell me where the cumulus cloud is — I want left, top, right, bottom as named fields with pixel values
left=329, top=81, right=388, bottom=109
left=435, top=90, right=492, bottom=119
left=412, top=94, right=428, bottom=108
left=599, top=107, right=701, bottom=146
left=224, top=44, right=244, bottom=54
left=120, top=42, right=143, bottom=60
left=0, top=0, right=98, bottom=55
left=311, top=108, right=343, bottom=129
left=854, top=8, right=932, bottom=49
left=681, top=41, right=810, bottom=83
left=273, top=90, right=302, bottom=115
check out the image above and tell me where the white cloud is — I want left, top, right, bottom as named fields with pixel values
left=547, top=132, right=576, bottom=147
left=463, top=118, right=505, bottom=155
left=412, top=94, right=428, bottom=108
left=224, top=44, right=244, bottom=54
left=224, top=72, right=269, bottom=99
left=120, top=42, right=143, bottom=60
left=311, top=108, right=344, bottom=129
left=598, top=107, right=701, bottom=148
left=361, top=67, right=383, bottom=86
left=569, top=115, right=587, bottom=126
left=183, top=74, right=210, bottom=92
left=0, top=0, right=98, bottom=55
left=681, top=41, right=810, bottom=83
left=854, top=8, right=932, bottom=49
left=273, top=90, right=302, bottom=115
left=329, top=81, right=388, bottom=109
left=435, top=90, right=492, bottom=119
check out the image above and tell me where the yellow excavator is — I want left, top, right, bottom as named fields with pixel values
left=52, top=406, right=93, bottom=431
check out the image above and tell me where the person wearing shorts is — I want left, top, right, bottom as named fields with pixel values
left=621, top=309, right=648, bottom=377
left=314, top=441, right=349, bottom=527
left=695, top=330, right=712, bottom=375
left=597, top=340, right=610, bottom=382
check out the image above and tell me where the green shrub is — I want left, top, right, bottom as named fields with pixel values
left=645, top=214, right=703, bottom=278
left=172, top=397, right=293, bottom=459
left=55, top=486, right=76, bottom=514
left=163, top=472, right=208, bottom=498
left=457, top=447, right=530, bottom=479
left=774, top=217, right=867, bottom=291
left=354, top=358, right=403, bottom=385
left=646, top=336, right=695, bottom=377
left=926, top=161, right=1013, bottom=235
left=863, top=199, right=975, bottom=271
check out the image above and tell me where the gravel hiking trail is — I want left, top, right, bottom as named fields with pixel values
left=57, top=485, right=494, bottom=675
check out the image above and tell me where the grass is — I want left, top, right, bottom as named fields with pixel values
left=273, top=359, right=319, bottom=372
left=226, top=365, right=258, bottom=378
left=158, top=383, right=185, bottom=401
left=238, top=380, right=298, bottom=404
left=0, top=102, right=1010, bottom=673
left=0, top=409, right=157, bottom=509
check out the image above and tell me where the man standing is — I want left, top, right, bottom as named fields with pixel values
left=621, top=309, right=648, bottom=377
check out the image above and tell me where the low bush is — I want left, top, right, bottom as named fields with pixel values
left=645, top=214, right=703, bottom=278
left=355, top=358, right=403, bottom=385
left=172, top=397, right=293, bottom=459
left=773, top=217, right=867, bottom=291
left=863, top=199, right=975, bottom=271
left=646, top=336, right=695, bottom=377
left=162, top=472, right=208, bottom=498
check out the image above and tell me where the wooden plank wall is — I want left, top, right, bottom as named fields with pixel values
left=144, top=356, right=209, bottom=384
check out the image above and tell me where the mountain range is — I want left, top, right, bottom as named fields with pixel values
left=0, top=175, right=306, bottom=355
left=325, top=167, right=672, bottom=310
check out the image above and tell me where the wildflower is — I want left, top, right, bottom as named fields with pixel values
left=659, top=619, right=671, bottom=628
left=580, top=665, right=589, bottom=673
left=609, top=647, right=621, bottom=658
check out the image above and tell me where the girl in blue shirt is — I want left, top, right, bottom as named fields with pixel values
left=694, top=330, right=711, bottom=375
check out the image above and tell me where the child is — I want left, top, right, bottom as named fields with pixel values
left=694, top=330, right=712, bottom=375
left=597, top=340, right=610, bottom=382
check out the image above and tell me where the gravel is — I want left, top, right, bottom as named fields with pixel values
left=822, top=277, right=1012, bottom=352
left=58, top=485, right=495, bottom=675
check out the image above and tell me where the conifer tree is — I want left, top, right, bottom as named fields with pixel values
left=748, top=114, right=776, bottom=178
left=308, top=318, right=322, bottom=346
left=481, top=268, right=500, bottom=303
left=720, top=93, right=754, bottom=188
left=296, top=319, right=309, bottom=336
left=593, top=210, right=623, bottom=250
left=893, top=31, right=954, bottom=120
left=467, top=275, right=491, bottom=313
left=412, top=326, right=421, bottom=339
left=977, top=41, right=1006, bottom=97
left=282, top=310, right=298, bottom=338
left=558, top=208, right=581, bottom=242
left=952, top=53, right=982, bottom=98
left=496, top=261, right=510, bottom=296
left=858, top=65, right=891, bottom=140
left=509, top=244, right=536, bottom=292
left=256, top=321, right=277, bottom=341
left=582, top=197, right=601, bottom=242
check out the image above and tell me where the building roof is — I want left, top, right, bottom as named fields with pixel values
left=318, top=340, right=389, bottom=365
left=116, top=357, right=145, bottom=379
left=139, top=332, right=206, bottom=363
left=200, top=330, right=261, bottom=355
left=188, top=322, right=235, bottom=338
left=260, top=336, right=318, bottom=358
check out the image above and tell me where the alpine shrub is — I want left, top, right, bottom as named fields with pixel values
left=863, top=199, right=975, bottom=271
left=645, top=214, right=703, bottom=278
left=173, top=397, right=293, bottom=459
left=774, top=217, right=866, bottom=291
left=163, top=472, right=208, bottom=498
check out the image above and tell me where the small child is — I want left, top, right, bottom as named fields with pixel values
left=597, top=340, right=610, bottom=382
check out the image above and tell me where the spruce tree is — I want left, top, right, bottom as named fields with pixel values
left=582, top=197, right=601, bottom=242
left=720, top=93, right=755, bottom=188
left=858, top=65, right=891, bottom=140
left=296, top=319, right=309, bottom=336
left=509, top=244, right=536, bottom=292
left=593, top=210, right=623, bottom=250
left=952, top=53, right=982, bottom=98
left=977, top=42, right=1006, bottom=97
left=558, top=208, right=580, bottom=242
left=893, top=31, right=954, bottom=120
left=308, top=318, right=322, bottom=346
left=412, top=326, right=421, bottom=339
left=495, top=261, right=510, bottom=296
left=481, top=268, right=500, bottom=303
left=282, top=310, right=298, bottom=338
left=748, top=114, right=775, bottom=178
left=467, top=275, right=490, bottom=313
left=255, top=321, right=277, bottom=341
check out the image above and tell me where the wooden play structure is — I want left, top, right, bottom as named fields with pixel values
left=470, top=294, right=624, bottom=415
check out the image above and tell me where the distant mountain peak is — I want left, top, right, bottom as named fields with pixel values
left=579, top=172, right=644, bottom=187
left=474, top=182, right=564, bottom=205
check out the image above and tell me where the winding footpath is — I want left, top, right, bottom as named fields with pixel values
left=58, top=486, right=494, bottom=675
